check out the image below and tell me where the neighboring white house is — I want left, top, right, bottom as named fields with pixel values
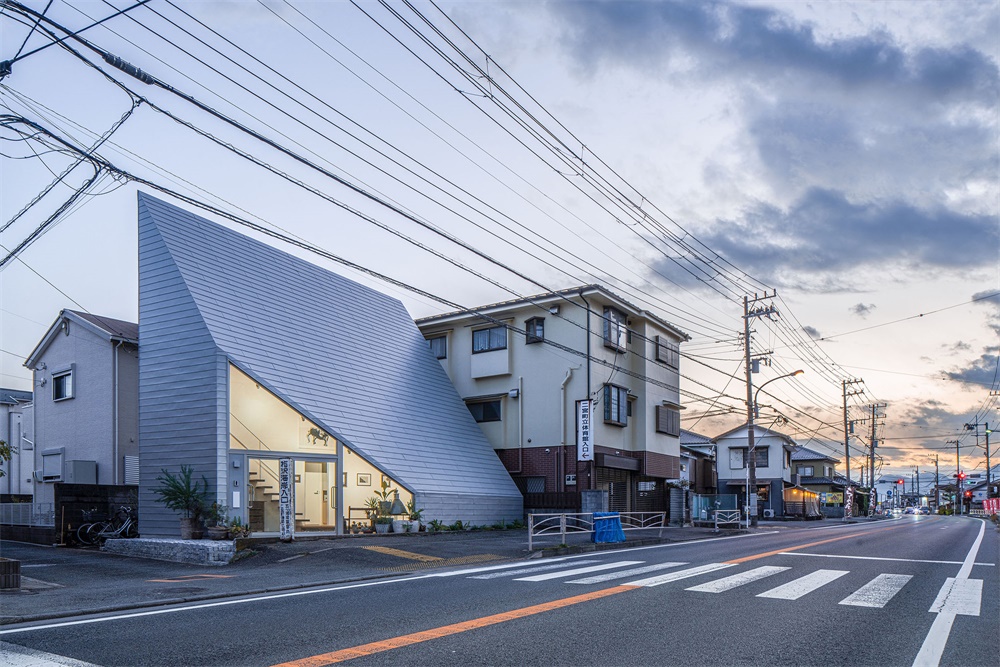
left=0, top=388, right=33, bottom=497
left=714, top=423, right=796, bottom=518
left=23, top=310, right=139, bottom=506
left=416, top=285, right=689, bottom=514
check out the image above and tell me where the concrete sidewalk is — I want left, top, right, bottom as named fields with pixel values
left=1, top=524, right=742, bottom=624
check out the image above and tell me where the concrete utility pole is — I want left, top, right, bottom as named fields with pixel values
left=742, top=292, right=778, bottom=527
left=948, top=439, right=961, bottom=514
left=986, top=424, right=992, bottom=497
left=935, top=455, right=940, bottom=511
left=842, top=379, right=863, bottom=487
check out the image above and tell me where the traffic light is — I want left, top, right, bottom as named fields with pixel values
left=897, top=479, right=904, bottom=485
left=958, top=471, right=966, bottom=481
left=964, top=490, right=972, bottom=498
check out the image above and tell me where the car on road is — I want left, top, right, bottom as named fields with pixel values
left=904, top=507, right=915, bottom=514
left=918, top=506, right=931, bottom=515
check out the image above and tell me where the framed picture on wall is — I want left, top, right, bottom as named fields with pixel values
left=357, top=473, right=372, bottom=486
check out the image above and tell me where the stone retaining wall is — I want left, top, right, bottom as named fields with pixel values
left=102, top=537, right=235, bottom=566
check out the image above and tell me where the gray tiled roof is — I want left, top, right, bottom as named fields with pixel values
left=790, top=445, right=838, bottom=462
left=138, top=194, right=521, bottom=501
left=67, top=311, right=139, bottom=342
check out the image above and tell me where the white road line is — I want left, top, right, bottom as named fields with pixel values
left=515, top=561, right=644, bottom=582
left=685, top=566, right=790, bottom=593
left=928, top=578, right=983, bottom=616
left=912, top=520, right=986, bottom=667
left=777, top=552, right=994, bottom=566
left=756, top=569, right=849, bottom=600
left=568, top=562, right=687, bottom=584
left=431, top=555, right=584, bottom=577
left=469, top=560, right=600, bottom=579
left=626, top=562, right=734, bottom=587
left=839, top=574, right=912, bottom=608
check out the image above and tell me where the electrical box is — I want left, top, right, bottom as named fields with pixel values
left=65, top=460, right=98, bottom=484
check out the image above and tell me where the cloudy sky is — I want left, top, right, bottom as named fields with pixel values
left=1, top=0, right=997, bottom=482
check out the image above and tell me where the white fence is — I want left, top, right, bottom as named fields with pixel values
left=527, top=512, right=666, bottom=551
left=0, top=502, right=55, bottom=527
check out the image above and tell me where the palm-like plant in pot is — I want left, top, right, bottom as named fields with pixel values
left=152, top=465, right=210, bottom=539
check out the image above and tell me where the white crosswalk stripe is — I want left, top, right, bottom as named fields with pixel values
left=473, top=559, right=942, bottom=613
left=757, top=569, right=849, bottom=600
left=469, top=560, right=601, bottom=579
left=685, top=566, right=790, bottom=593
left=567, top=562, right=688, bottom=584
left=839, top=574, right=912, bottom=608
left=514, top=560, right=645, bottom=582
left=626, top=562, right=735, bottom=587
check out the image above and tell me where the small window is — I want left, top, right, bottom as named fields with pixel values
left=742, top=447, right=769, bottom=468
left=41, top=449, right=64, bottom=480
left=467, top=400, right=502, bottom=423
left=602, top=307, right=627, bottom=352
left=603, top=384, right=628, bottom=426
left=655, top=336, right=679, bottom=369
left=427, top=335, right=447, bottom=359
left=525, top=317, right=544, bottom=344
left=800, top=465, right=815, bottom=477
left=472, top=326, right=507, bottom=353
left=655, top=405, right=680, bottom=436
left=52, top=367, right=74, bottom=401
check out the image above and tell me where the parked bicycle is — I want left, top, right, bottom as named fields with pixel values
left=76, top=506, right=139, bottom=545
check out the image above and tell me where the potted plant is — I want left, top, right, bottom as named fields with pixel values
left=374, top=516, right=392, bottom=534
left=228, top=516, right=251, bottom=539
left=374, top=478, right=394, bottom=515
left=205, top=503, right=230, bottom=540
left=406, top=498, right=424, bottom=531
left=152, top=465, right=209, bottom=539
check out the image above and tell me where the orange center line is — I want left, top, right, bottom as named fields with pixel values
left=271, top=585, right=640, bottom=667
left=724, top=523, right=907, bottom=564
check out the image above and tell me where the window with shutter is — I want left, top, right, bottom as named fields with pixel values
left=655, top=336, right=679, bottom=369
left=655, top=405, right=680, bottom=436
left=603, top=384, right=628, bottom=425
left=602, top=307, right=626, bottom=351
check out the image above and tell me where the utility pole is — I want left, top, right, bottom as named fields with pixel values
left=743, top=292, right=778, bottom=527
left=915, top=467, right=920, bottom=497
left=842, top=379, right=864, bottom=486
left=934, top=455, right=940, bottom=511
left=948, top=439, right=960, bottom=514
left=986, top=423, right=992, bottom=498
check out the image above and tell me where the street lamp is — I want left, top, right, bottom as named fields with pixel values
left=747, top=369, right=804, bottom=527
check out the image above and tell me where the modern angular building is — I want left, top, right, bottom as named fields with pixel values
left=137, top=193, right=522, bottom=537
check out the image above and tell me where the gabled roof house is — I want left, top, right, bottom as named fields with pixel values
left=137, top=193, right=522, bottom=537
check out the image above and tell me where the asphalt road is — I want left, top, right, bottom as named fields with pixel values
left=2, top=516, right=996, bottom=667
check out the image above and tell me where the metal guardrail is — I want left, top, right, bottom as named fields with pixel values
left=0, top=502, right=56, bottom=527
left=713, top=509, right=742, bottom=529
left=527, top=511, right=666, bottom=551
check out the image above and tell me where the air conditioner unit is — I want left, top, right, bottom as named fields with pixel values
left=763, top=509, right=775, bottom=518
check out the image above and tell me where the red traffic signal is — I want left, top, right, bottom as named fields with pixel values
left=957, top=471, right=966, bottom=481
left=896, top=479, right=904, bottom=485
left=964, top=490, right=972, bottom=498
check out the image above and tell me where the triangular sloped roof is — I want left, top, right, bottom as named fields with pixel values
left=25, top=309, right=138, bottom=369
left=138, top=193, right=520, bottom=499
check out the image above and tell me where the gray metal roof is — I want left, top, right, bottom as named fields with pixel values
left=790, top=445, right=839, bottom=463
left=138, top=193, right=521, bottom=500
left=67, top=310, right=139, bottom=342
left=0, top=388, right=31, bottom=405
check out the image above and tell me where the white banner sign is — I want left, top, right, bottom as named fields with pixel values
left=576, top=399, right=593, bottom=462
left=279, top=458, right=294, bottom=541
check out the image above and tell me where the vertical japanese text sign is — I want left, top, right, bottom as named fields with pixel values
left=279, top=457, right=293, bottom=541
left=576, top=399, right=593, bottom=462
